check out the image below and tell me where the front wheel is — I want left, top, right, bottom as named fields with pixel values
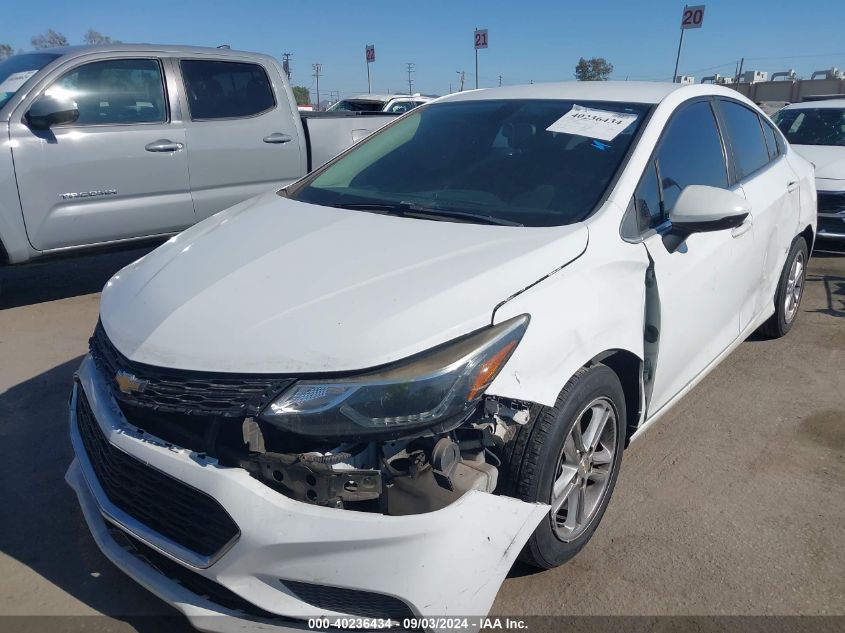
left=760, top=236, right=808, bottom=338
left=503, top=364, right=626, bottom=569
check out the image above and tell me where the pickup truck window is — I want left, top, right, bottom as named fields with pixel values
left=0, top=53, right=61, bottom=110
left=180, top=60, right=275, bottom=120
left=48, top=58, right=167, bottom=125
left=292, top=99, right=651, bottom=227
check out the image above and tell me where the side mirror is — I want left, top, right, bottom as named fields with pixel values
left=668, top=185, right=750, bottom=234
left=25, top=94, right=79, bottom=130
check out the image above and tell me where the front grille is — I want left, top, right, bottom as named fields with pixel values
left=89, top=322, right=295, bottom=417
left=108, top=527, right=285, bottom=621
left=284, top=580, right=414, bottom=620
left=818, top=214, right=845, bottom=236
left=76, top=389, right=240, bottom=558
left=818, top=191, right=845, bottom=214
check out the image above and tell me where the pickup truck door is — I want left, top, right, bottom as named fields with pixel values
left=9, top=55, right=195, bottom=251
left=175, top=57, right=306, bottom=221
left=636, top=99, right=751, bottom=416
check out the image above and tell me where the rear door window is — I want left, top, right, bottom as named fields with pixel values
left=48, top=58, right=167, bottom=125
left=180, top=59, right=275, bottom=120
left=760, top=117, right=780, bottom=160
left=718, top=100, right=771, bottom=180
left=654, top=100, right=729, bottom=216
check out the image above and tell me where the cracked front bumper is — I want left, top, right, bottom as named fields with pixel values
left=65, top=355, right=548, bottom=632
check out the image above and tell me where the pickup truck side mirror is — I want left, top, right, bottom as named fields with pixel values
left=25, top=95, right=80, bottom=130
left=668, top=185, right=750, bottom=234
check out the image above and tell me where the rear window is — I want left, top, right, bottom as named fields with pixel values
left=719, top=100, right=771, bottom=180
left=292, top=99, right=651, bottom=227
left=771, top=107, right=845, bottom=147
left=330, top=99, right=385, bottom=112
left=181, top=59, right=275, bottom=120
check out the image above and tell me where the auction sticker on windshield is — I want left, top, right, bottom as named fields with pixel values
left=547, top=104, right=639, bottom=141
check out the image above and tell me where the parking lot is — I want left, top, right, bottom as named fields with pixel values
left=0, top=242, right=842, bottom=630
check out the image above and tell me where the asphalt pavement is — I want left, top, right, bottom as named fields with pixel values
left=0, top=242, right=842, bottom=632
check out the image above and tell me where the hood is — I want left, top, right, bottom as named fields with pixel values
left=792, top=144, right=845, bottom=180
left=100, top=192, right=588, bottom=374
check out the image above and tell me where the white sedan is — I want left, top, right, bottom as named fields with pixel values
left=772, top=98, right=845, bottom=240
left=66, top=81, right=816, bottom=631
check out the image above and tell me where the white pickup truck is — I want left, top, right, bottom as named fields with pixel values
left=0, top=44, right=396, bottom=264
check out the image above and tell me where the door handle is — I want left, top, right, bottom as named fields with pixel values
left=145, top=139, right=184, bottom=152
left=263, top=132, right=293, bottom=144
left=731, top=217, right=753, bottom=238
left=787, top=181, right=799, bottom=193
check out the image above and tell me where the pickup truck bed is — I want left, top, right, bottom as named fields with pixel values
left=301, top=111, right=397, bottom=171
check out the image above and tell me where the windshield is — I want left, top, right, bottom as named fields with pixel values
left=328, top=99, right=386, bottom=112
left=772, top=107, right=845, bottom=147
left=291, top=99, right=650, bottom=227
left=0, top=53, right=60, bottom=110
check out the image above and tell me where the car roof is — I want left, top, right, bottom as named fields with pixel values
left=341, top=94, right=425, bottom=103
left=437, top=81, right=741, bottom=105
left=21, top=43, right=279, bottom=65
left=782, top=98, right=845, bottom=110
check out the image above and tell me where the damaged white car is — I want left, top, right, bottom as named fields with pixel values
left=66, top=81, right=816, bottom=631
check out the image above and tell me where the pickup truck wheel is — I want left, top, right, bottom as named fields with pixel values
left=760, top=236, right=808, bottom=339
left=505, top=363, right=625, bottom=569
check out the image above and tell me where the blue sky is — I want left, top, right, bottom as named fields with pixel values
left=3, top=0, right=844, bottom=98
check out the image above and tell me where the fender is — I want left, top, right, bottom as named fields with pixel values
left=487, top=207, right=650, bottom=409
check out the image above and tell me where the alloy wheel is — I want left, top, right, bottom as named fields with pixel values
left=784, top=250, right=805, bottom=324
left=550, top=396, right=619, bottom=542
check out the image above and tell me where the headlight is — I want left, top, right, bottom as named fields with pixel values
left=259, top=315, right=529, bottom=439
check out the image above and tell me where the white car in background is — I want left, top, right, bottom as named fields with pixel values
left=772, top=98, right=845, bottom=240
left=66, top=82, right=815, bottom=632
left=327, top=93, right=434, bottom=114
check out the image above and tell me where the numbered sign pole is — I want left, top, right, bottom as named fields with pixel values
left=365, top=45, right=375, bottom=94
left=673, top=5, right=705, bottom=82
left=672, top=28, right=685, bottom=83
left=474, top=28, right=488, bottom=89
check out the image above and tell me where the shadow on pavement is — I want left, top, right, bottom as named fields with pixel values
left=0, top=357, right=188, bottom=631
left=0, top=245, right=158, bottom=311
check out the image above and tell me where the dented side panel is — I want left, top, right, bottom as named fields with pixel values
left=487, top=203, right=650, bottom=409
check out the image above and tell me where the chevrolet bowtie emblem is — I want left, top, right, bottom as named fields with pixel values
left=115, top=370, right=148, bottom=395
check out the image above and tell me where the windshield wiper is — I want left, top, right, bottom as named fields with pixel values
left=334, top=201, right=523, bottom=227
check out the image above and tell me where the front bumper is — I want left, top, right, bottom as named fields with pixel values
left=66, top=355, right=548, bottom=631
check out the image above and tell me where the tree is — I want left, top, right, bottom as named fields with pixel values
left=31, top=29, right=69, bottom=49
left=0, top=43, right=13, bottom=61
left=84, top=29, right=120, bottom=45
left=574, top=57, right=614, bottom=81
left=292, top=86, right=311, bottom=106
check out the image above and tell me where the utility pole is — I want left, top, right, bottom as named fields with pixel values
left=406, top=62, right=415, bottom=95
left=312, top=63, right=322, bottom=110
left=736, top=57, right=745, bottom=83
left=282, top=53, right=292, bottom=80
left=457, top=70, right=465, bottom=92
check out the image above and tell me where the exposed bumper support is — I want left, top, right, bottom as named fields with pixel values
left=66, top=355, right=548, bottom=632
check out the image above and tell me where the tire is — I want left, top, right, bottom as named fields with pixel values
left=760, top=236, right=808, bottom=339
left=502, top=363, right=626, bottom=569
